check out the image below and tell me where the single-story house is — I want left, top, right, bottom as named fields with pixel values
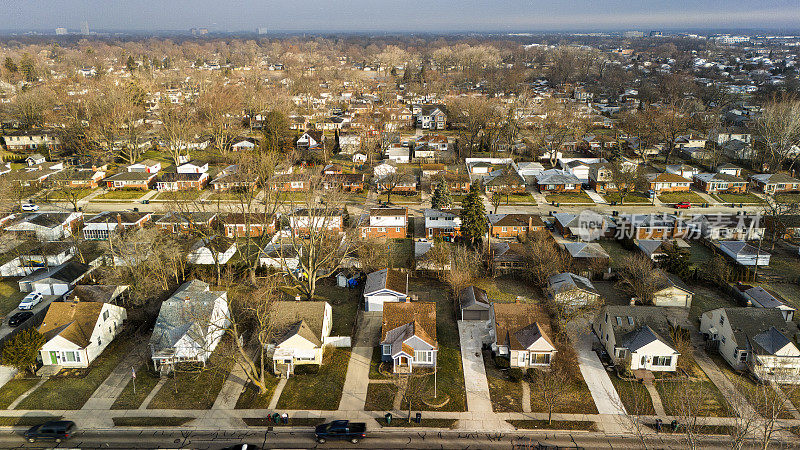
left=718, top=241, right=771, bottom=266
left=693, top=172, right=747, bottom=194
left=593, top=305, right=680, bottom=372
left=363, top=268, right=408, bottom=312
left=750, top=173, right=800, bottom=194
left=6, top=212, right=82, bottom=241
left=736, top=284, right=796, bottom=322
left=536, top=169, right=581, bottom=193
left=546, top=272, right=601, bottom=315
left=269, top=301, right=333, bottom=377
left=491, top=302, right=557, bottom=369
left=104, top=171, right=157, bottom=190
left=82, top=211, right=152, bottom=240
left=380, top=300, right=438, bottom=373
left=488, top=214, right=545, bottom=239
left=187, top=237, right=237, bottom=265
left=647, top=173, right=691, bottom=194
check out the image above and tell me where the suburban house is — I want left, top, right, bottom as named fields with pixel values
left=414, top=240, right=452, bottom=272
left=177, top=160, right=209, bottom=174
left=62, top=169, right=106, bottom=189
left=488, top=214, right=545, bottom=239
left=271, top=173, right=311, bottom=192
left=149, top=280, right=230, bottom=372
left=587, top=162, right=615, bottom=192
left=635, top=239, right=671, bottom=262
left=563, top=242, right=611, bottom=261
left=553, top=212, right=616, bottom=240
left=2, top=129, right=61, bottom=152
left=666, top=164, right=700, bottom=180
left=649, top=270, right=694, bottom=308
left=646, top=173, right=691, bottom=194
left=18, top=261, right=91, bottom=295
left=359, top=207, right=408, bottom=239
left=0, top=241, right=74, bottom=277
left=187, top=237, right=237, bottom=265
left=82, top=211, right=152, bottom=240
left=127, top=159, right=161, bottom=173
left=491, top=302, right=557, bottom=369
left=735, top=284, right=796, bottom=322
left=546, top=272, right=601, bottom=315
left=363, top=268, right=408, bottom=312
left=210, top=165, right=258, bottom=191
left=750, top=173, right=800, bottom=194
left=424, top=208, right=461, bottom=239
left=723, top=140, right=756, bottom=161
left=689, top=214, right=764, bottom=240
left=289, top=208, right=346, bottom=235
left=38, top=299, right=127, bottom=368
left=154, top=212, right=217, bottom=234
left=617, top=214, right=689, bottom=240
left=490, top=241, right=527, bottom=272
left=296, top=131, right=324, bottom=150
left=230, top=136, right=259, bottom=151
left=377, top=173, right=418, bottom=193
left=700, top=308, right=800, bottom=383
left=269, top=301, right=333, bottom=377
left=155, top=172, right=209, bottom=191
left=459, top=286, right=491, bottom=321
left=104, top=171, right=157, bottom=190
left=536, top=169, right=581, bottom=193
left=5, top=212, right=82, bottom=241
left=380, top=300, right=438, bottom=373
left=321, top=173, right=365, bottom=192
left=414, top=105, right=447, bottom=130
left=593, top=305, right=680, bottom=372
left=221, top=213, right=276, bottom=238
left=716, top=163, right=743, bottom=177
left=717, top=241, right=771, bottom=266
left=483, top=168, right=526, bottom=195
left=693, top=172, right=747, bottom=194
left=676, top=134, right=708, bottom=158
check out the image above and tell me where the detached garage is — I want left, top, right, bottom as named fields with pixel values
left=363, top=269, right=408, bottom=312
left=459, top=286, right=491, bottom=321
left=19, top=261, right=91, bottom=295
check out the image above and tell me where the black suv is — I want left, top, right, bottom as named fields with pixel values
left=24, top=420, right=76, bottom=443
left=8, top=311, right=33, bottom=327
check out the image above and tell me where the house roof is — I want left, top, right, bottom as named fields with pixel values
left=596, top=305, right=677, bottom=351
left=492, top=302, right=555, bottom=351
left=563, top=242, right=610, bottom=259
left=68, top=285, right=128, bottom=304
left=751, top=173, right=800, bottom=184
left=149, top=280, right=226, bottom=354
left=459, top=286, right=490, bottom=310
left=489, top=214, right=544, bottom=228
left=106, top=171, right=155, bottom=182
left=491, top=241, right=527, bottom=262
left=715, top=308, right=800, bottom=356
left=537, top=169, right=581, bottom=185
left=652, top=270, right=693, bottom=294
left=744, top=286, right=795, bottom=311
left=547, top=272, right=598, bottom=296
left=369, top=207, right=407, bottom=217
left=38, top=301, right=106, bottom=348
left=719, top=240, right=769, bottom=258
left=647, top=172, right=692, bottom=183
left=381, top=301, right=437, bottom=347
left=269, top=301, right=329, bottom=347
left=364, top=269, right=408, bottom=296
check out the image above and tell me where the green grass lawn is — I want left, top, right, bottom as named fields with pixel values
left=490, top=193, right=537, bottom=205
left=655, top=380, right=732, bottom=417
left=688, top=242, right=716, bottom=270
left=312, top=279, right=361, bottom=336
left=365, top=383, right=398, bottom=411
left=507, top=420, right=598, bottom=431
left=113, top=417, right=195, bottom=427
left=110, top=365, right=161, bottom=410
left=657, top=191, right=706, bottom=204
left=774, top=193, right=800, bottom=204
left=710, top=353, right=793, bottom=419
left=529, top=370, right=598, bottom=415
left=764, top=252, right=800, bottom=283
left=714, top=192, right=762, bottom=204
left=688, top=284, right=739, bottom=322
left=450, top=194, right=467, bottom=205
left=207, top=191, right=243, bottom=201
left=0, top=378, right=40, bottom=409
left=147, top=352, right=231, bottom=410
left=0, top=281, right=25, bottom=317
left=483, top=352, right=523, bottom=412
left=369, top=347, right=389, bottom=380
left=378, top=193, right=422, bottom=204
left=276, top=347, right=350, bottom=410
left=545, top=191, right=595, bottom=204
left=472, top=276, right=536, bottom=303
left=95, top=190, right=146, bottom=200
left=599, top=241, right=634, bottom=270
left=44, top=188, right=96, bottom=201
left=603, top=192, right=652, bottom=205
left=16, top=340, right=132, bottom=410
left=154, top=190, right=203, bottom=201
left=608, top=375, right=656, bottom=415
left=377, top=417, right=458, bottom=428
left=344, top=191, right=368, bottom=204
left=233, top=377, right=281, bottom=409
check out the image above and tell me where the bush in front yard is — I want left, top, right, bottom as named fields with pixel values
left=294, top=365, right=319, bottom=375
left=495, top=356, right=509, bottom=369
left=508, top=368, right=524, bottom=382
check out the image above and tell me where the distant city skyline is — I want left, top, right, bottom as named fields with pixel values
left=1, top=0, right=799, bottom=33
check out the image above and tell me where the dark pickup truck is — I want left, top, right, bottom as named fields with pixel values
left=314, top=420, right=367, bottom=444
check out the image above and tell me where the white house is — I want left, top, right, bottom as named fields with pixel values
left=0, top=242, right=74, bottom=277
left=187, top=237, right=237, bottom=265
left=177, top=160, right=209, bottom=174
left=38, top=300, right=127, bottom=368
left=666, top=164, right=700, bottom=180
left=718, top=241, right=770, bottom=266
left=424, top=208, right=462, bottom=239
left=6, top=212, right=82, bottom=242
left=18, top=261, right=91, bottom=295
left=127, top=159, right=161, bottom=174
left=270, top=301, right=333, bottom=377
left=380, top=300, right=437, bottom=373
left=149, top=280, right=230, bottom=372
left=593, top=305, right=680, bottom=372
left=363, top=268, right=408, bottom=312
left=701, top=308, right=800, bottom=383
left=492, top=302, right=557, bottom=369
left=546, top=272, right=601, bottom=315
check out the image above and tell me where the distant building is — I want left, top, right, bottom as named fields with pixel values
left=649, top=31, right=663, bottom=37
left=258, top=27, right=268, bottom=35
left=55, top=27, right=68, bottom=35
left=80, top=21, right=89, bottom=35
left=623, top=31, right=644, bottom=38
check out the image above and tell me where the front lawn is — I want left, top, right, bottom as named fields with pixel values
left=378, top=193, right=422, bottom=204
left=344, top=191, right=368, bottom=204
left=277, top=191, right=310, bottom=203
left=95, top=190, right=146, bottom=200
left=483, top=352, right=523, bottom=412
left=657, top=191, right=706, bottom=204
left=147, top=352, right=231, bottom=410
left=111, top=365, right=161, bottom=410
left=507, top=420, right=598, bottom=431
left=0, top=415, right=62, bottom=427
left=545, top=191, right=595, bottom=204
left=0, top=378, right=40, bottom=409
left=491, top=193, right=536, bottom=205
left=655, top=380, right=732, bottom=417
left=234, top=377, right=281, bottom=409
left=45, top=188, right=96, bottom=201
left=276, top=347, right=350, bottom=410
left=0, top=281, right=25, bottom=317
left=154, top=190, right=203, bottom=201
left=608, top=375, right=655, bottom=415
left=603, top=192, right=651, bottom=205
left=529, top=369, right=598, bottom=415
left=113, top=417, right=195, bottom=427
left=365, top=383, right=398, bottom=411
left=714, top=192, right=762, bottom=204
left=16, top=339, right=132, bottom=410
left=369, top=348, right=389, bottom=380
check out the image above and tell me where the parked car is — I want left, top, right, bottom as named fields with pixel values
left=674, top=202, right=691, bottom=209
left=18, top=292, right=43, bottom=310
left=315, top=420, right=367, bottom=444
left=8, top=311, right=33, bottom=327
left=21, top=203, right=39, bottom=212
left=24, top=420, right=76, bottom=443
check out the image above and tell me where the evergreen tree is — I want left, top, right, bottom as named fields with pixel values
left=126, top=55, right=136, bottom=72
left=2, top=329, right=45, bottom=375
left=19, top=54, right=37, bottom=82
left=3, top=57, right=17, bottom=74
left=661, top=242, right=692, bottom=279
left=460, top=184, right=487, bottom=246
left=431, top=180, right=452, bottom=210
left=332, top=129, right=341, bottom=155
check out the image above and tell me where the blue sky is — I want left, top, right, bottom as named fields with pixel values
left=2, top=0, right=799, bottom=32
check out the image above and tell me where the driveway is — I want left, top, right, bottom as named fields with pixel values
left=574, top=325, right=626, bottom=415
left=457, top=321, right=493, bottom=413
left=338, top=311, right=381, bottom=411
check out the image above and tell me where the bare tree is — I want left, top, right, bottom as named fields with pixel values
left=609, top=161, right=647, bottom=206
left=754, top=94, right=800, bottom=173
left=523, top=230, right=572, bottom=287
left=618, top=253, right=661, bottom=304
left=160, top=103, right=197, bottom=166
left=528, top=364, right=571, bottom=425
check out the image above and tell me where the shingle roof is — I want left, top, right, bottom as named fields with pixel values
left=38, top=301, right=105, bottom=348
left=381, top=301, right=437, bottom=348
left=493, top=302, right=554, bottom=351
left=269, top=301, right=328, bottom=347
left=459, top=286, right=490, bottom=310
left=364, top=269, right=408, bottom=296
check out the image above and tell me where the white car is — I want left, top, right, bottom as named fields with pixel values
left=21, top=204, right=39, bottom=212
left=18, top=292, right=43, bottom=310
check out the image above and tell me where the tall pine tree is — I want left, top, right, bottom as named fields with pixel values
left=431, top=181, right=452, bottom=210
left=460, top=184, right=487, bottom=246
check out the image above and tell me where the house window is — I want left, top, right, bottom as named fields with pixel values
left=97, top=338, right=102, bottom=346
left=396, top=227, right=402, bottom=232
left=533, top=353, right=551, bottom=365
left=719, top=316, right=725, bottom=326
left=739, top=351, right=748, bottom=363
left=103, top=310, right=109, bottom=321
left=414, top=350, right=432, bottom=363
left=382, top=344, right=391, bottom=356
left=721, top=336, right=726, bottom=344
left=640, top=356, right=647, bottom=366
left=652, top=356, right=672, bottom=366
left=518, top=352, right=526, bottom=365
left=62, top=351, right=80, bottom=363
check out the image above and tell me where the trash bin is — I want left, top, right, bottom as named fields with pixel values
left=385, top=412, right=392, bottom=425
left=266, top=413, right=273, bottom=423
left=415, top=412, right=422, bottom=424
left=671, top=420, right=678, bottom=431
left=273, top=413, right=280, bottom=424
left=282, top=413, right=288, bottom=425
left=655, top=419, right=662, bottom=432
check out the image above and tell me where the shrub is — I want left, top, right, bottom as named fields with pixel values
left=508, top=368, right=524, bottom=382
left=294, top=364, right=319, bottom=375
left=494, top=356, right=509, bottom=369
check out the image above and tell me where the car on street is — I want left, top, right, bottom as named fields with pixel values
left=8, top=311, right=34, bottom=327
left=24, top=420, right=76, bottom=443
left=674, top=201, right=691, bottom=209
left=315, top=420, right=367, bottom=444
left=18, top=292, right=43, bottom=310
left=21, top=203, right=39, bottom=212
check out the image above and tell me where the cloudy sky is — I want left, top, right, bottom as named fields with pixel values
left=2, top=0, right=799, bottom=32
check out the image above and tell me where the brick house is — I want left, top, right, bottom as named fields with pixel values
left=222, top=212, right=277, bottom=238
left=488, top=213, right=545, bottom=239
left=693, top=173, right=747, bottom=194
left=536, top=169, right=581, bottom=193
left=360, top=207, right=408, bottom=239
left=750, top=173, right=800, bottom=195
left=104, top=171, right=157, bottom=190
left=647, top=173, right=691, bottom=194
left=155, top=172, right=209, bottom=191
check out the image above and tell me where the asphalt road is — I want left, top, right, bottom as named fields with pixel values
left=0, top=428, right=775, bottom=449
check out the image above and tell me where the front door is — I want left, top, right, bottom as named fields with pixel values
left=49, top=351, right=58, bottom=364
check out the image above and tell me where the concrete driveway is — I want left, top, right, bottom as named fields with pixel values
left=457, top=321, right=493, bottom=413
left=574, top=326, right=626, bottom=415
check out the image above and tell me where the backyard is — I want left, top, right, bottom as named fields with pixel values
left=473, top=276, right=536, bottom=303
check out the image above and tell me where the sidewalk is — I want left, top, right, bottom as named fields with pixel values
left=212, top=356, right=249, bottom=410
left=82, top=343, right=147, bottom=410
left=585, top=190, right=606, bottom=204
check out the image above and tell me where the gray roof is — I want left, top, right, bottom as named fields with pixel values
left=719, top=241, right=770, bottom=258
left=548, top=272, right=598, bottom=295
left=595, top=305, right=678, bottom=351
left=563, top=242, right=610, bottom=259
left=149, top=280, right=226, bottom=355
left=459, top=286, right=490, bottom=311
left=537, top=169, right=580, bottom=185
left=619, top=326, right=666, bottom=353
left=744, top=286, right=795, bottom=310
left=715, top=308, right=799, bottom=355
left=636, top=240, right=667, bottom=257
left=514, top=323, right=549, bottom=349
